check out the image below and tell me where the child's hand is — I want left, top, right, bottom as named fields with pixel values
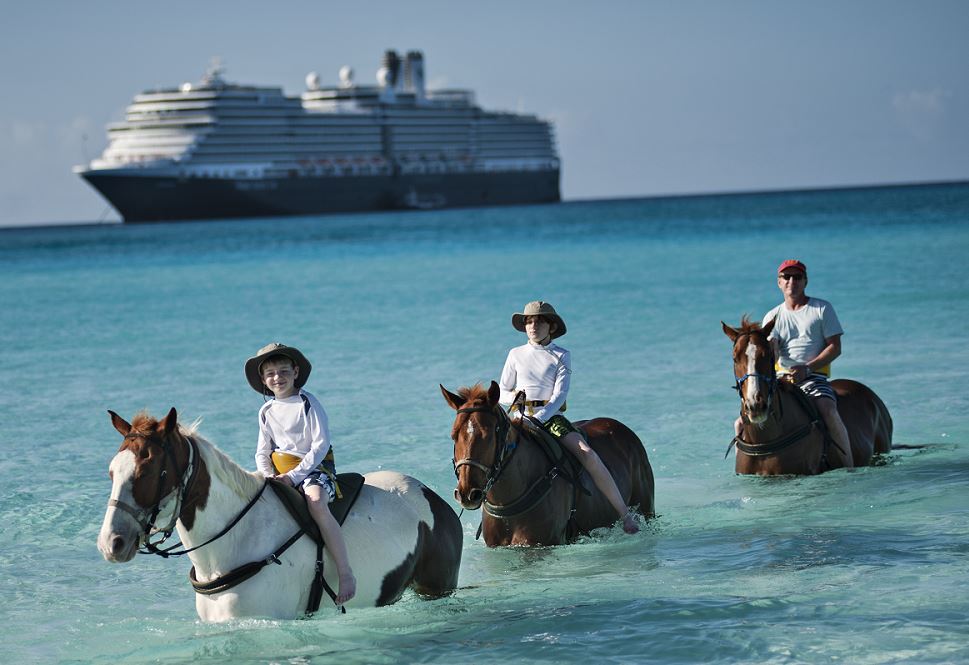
left=273, top=474, right=294, bottom=487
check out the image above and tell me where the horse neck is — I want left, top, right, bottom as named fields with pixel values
left=487, top=426, right=548, bottom=505
left=175, top=434, right=276, bottom=571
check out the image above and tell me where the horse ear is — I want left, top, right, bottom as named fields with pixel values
left=761, top=317, right=776, bottom=337
left=162, top=407, right=178, bottom=435
left=722, top=321, right=740, bottom=342
left=108, top=410, right=131, bottom=436
left=488, top=381, right=501, bottom=406
left=440, top=385, right=466, bottom=411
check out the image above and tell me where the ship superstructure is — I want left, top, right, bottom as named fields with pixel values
left=76, top=51, right=560, bottom=222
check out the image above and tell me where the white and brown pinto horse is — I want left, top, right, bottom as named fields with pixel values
left=441, top=382, right=655, bottom=546
left=97, top=408, right=462, bottom=621
left=723, top=317, right=893, bottom=475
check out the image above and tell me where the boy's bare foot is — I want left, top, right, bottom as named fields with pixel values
left=335, top=571, right=356, bottom=605
left=621, top=510, right=640, bottom=534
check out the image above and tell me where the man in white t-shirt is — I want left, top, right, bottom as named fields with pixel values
left=763, top=260, right=853, bottom=468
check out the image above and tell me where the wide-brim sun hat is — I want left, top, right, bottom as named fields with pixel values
left=512, top=301, right=567, bottom=339
left=777, top=259, right=807, bottom=276
left=245, top=342, right=312, bottom=395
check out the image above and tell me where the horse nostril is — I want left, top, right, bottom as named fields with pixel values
left=111, top=535, right=126, bottom=555
left=453, top=488, right=461, bottom=502
left=467, top=489, right=482, bottom=504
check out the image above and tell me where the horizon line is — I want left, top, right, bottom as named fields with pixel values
left=3, top=177, right=967, bottom=232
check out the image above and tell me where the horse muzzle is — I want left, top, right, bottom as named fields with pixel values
left=454, top=486, right=484, bottom=510
left=98, top=526, right=140, bottom=563
left=744, top=399, right=769, bottom=425
left=98, top=503, right=144, bottom=563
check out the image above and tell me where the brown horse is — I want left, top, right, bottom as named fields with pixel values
left=441, top=381, right=655, bottom=546
left=722, top=317, right=893, bottom=475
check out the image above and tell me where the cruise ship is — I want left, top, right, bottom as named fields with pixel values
left=75, top=51, right=560, bottom=222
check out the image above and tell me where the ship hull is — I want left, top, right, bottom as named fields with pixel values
left=80, top=170, right=561, bottom=222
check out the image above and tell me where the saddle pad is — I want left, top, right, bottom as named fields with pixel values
left=519, top=418, right=585, bottom=482
left=779, top=380, right=824, bottom=423
left=267, top=472, right=365, bottom=545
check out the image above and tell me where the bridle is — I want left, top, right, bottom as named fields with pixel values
left=451, top=393, right=524, bottom=497
left=109, top=430, right=268, bottom=558
left=731, top=331, right=778, bottom=418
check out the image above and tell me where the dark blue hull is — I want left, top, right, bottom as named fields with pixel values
left=80, top=170, right=561, bottom=222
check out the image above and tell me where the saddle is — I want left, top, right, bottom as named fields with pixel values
left=189, top=472, right=365, bottom=614
left=267, top=472, right=365, bottom=543
left=519, top=417, right=589, bottom=493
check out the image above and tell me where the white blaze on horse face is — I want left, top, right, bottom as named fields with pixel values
left=97, top=449, right=142, bottom=562
left=744, top=341, right=764, bottom=413
left=466, top=418, right=475, bottom=438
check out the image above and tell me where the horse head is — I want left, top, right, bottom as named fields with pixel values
left=440, top=381, right=507, bottom=510
left=97, top=407, right=203, bottom=562
left=722, top=317, right=777, bottom=425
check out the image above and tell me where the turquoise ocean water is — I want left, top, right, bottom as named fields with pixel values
left=1, top=183, right=968, bottom=663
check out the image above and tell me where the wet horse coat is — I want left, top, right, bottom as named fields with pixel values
left=723, top=318, right=893, bottom=475
left=442, top=382, right=655, bottom=546
left=97, top=409, right=462, bottom=621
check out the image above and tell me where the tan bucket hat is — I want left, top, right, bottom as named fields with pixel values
left=245, top=342, right=312, bottom=395
left=512, top=301, right=567, bottom=339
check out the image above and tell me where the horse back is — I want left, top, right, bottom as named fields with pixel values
left=832, top=379, right=894, bottom=459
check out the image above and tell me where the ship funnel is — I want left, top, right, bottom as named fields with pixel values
left=378, top=49, right=401, bottom=102
left=404, top=50, right=425, bottom=101
left=382, top=50, right=401, bottom=88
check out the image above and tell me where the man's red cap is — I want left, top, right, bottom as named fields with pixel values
left=777, top=259, right=807, bottom=275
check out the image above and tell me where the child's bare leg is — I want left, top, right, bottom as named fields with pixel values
left=560, top=431, right=639, bottom=534
left=305, top=485, right=356, bottom=604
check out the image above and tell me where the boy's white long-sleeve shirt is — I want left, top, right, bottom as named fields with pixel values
left=254, top=389, right=331, bottom=485
left=498, top=341, right=571, bottom=423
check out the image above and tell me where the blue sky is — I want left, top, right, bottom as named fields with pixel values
left=1, top=1, right=966, bottom=226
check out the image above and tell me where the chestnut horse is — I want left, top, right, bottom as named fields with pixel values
left=722, top=317, right=893, bottom=475
left=97, top=408, right=462, bottom=621
left=441, top=382, right=655, bottom=546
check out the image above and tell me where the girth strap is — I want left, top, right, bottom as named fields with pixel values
left=483, top=467, right=560, bottom=519
left=725, top=420, right=819, bottom=458
left=190, top=528, right=303, bottom=595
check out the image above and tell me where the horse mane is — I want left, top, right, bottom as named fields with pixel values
left=129, top=411, right=157, bottom=433
left=737, top=315, right=764, bottom=335
left=129, top=410, right=262, bottom=501
left=458, top=383, right=491, bottom=407
left=181, top=426, right=264, bottom=501
left=450, top=384, right=496, bottom=439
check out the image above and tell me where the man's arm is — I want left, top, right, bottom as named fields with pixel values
left=790, top=334, right=842, bottom=382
